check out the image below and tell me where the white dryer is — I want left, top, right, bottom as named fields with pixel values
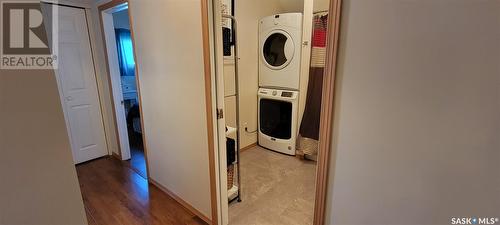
left=259, top=13, right=303, bottom=90
left=258, top=88, right=298, bottom=155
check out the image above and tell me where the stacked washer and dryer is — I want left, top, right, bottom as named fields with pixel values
left=258, top=13, right=302, bottom=156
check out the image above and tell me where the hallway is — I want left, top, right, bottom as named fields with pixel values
left=76, top=157, right=207, bottom=225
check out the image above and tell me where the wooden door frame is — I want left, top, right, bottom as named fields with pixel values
left=97, top=0, right=150, bottom=179
left=201, top=0, right=220, bottom=224
left=207, top=0, right=343, bottom=224
left=313, top=0, right=343, bottom=224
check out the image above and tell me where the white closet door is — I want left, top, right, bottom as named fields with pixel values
left=55, top=6, right=107, bottom=164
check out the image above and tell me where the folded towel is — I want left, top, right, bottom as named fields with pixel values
left=223, top=27, right=232, bottom=56
left=226, top=138, right=236, bottom=166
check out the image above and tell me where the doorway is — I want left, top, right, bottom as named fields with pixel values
left=100, top=2, right=148, bottom=178
left=211, top=0, right=336, bottom=224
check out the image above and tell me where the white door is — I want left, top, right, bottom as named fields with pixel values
left=101, top=11, right=131, bottom=160
left=55, top=6, right=108, bottom=164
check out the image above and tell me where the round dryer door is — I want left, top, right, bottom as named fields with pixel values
left=262, top=30, right=295, bottom=70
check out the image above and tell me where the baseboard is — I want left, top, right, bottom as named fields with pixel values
left=240, top=142, right=257, bottom=152
left=111, top=152, right=121, bottom=160
left=149, top=178, right=212, bottom=225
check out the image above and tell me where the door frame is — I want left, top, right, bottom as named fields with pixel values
left=208, top=0, right=343, bottom=224
left=99, top=2, right=132, bottom=161
left=97, top=0, right=150, bottom=179
left=202, top=0, right=222, bottom=224
left=313, top=0, right=343, bottom=223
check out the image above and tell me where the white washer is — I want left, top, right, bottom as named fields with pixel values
left=259, top=13, right=303, bottom=90
left=258, top=88, right=298, bottom=155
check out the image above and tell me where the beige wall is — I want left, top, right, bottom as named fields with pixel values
left=313, top=0, right=329, bottom=12
left=0, top=2, right=89, bottom=224
left=326, top=1, right=500, bottom=224
left=127, top=0, right=212, bottom=219
left=278, top=0, right=304, bottom=13
left=0, top=69, right=87, bottom=224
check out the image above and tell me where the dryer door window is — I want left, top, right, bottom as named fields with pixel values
left=260, top=99, right=292, bottom=140
left=262, top=31, right=294, bottom=70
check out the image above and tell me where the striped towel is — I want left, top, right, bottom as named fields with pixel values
left=310, top=14, right=328, bottom=68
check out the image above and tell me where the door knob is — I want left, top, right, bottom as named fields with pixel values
left=66, top=96, right=73, bottom=101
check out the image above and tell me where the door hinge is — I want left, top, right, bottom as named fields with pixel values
left=217, top=108, right=224, bottom=119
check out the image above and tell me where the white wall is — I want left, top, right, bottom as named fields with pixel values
left=0, top=71, right=87, bottom=225
left=326, top=1, right=500, bottom=224
left=127, top=0, right=212, bottom=219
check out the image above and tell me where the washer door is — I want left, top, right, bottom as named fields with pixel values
left=259, top=98, right=292, bottom=140
left=262, top=30, right=295, bottom=70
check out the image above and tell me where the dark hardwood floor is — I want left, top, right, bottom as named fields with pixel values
left=124, top=129, right=148, bottom=179
left=123, top=145, right=147, bottom=179
left=76, top=157, right=207, bottom=225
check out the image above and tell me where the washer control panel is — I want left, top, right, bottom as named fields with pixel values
left=258, top=88, right=298, bottom=99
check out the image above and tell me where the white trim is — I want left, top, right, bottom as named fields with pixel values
left=84, top=7, right=112, bottom=156
left=211, top=0, right=229, bottom=223
left=101, top=7, right=132, bottom=160
left=103, top=2, right=128, bottom=14
left=41, top=0, right=91, bottom=9
left=298, top=0, right=314, bottom=135
left=208, top=0, right=223, bottom=223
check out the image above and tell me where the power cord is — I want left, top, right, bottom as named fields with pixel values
left=244, top=126, right=257, bottom=134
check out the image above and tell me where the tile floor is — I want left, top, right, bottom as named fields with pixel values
left=229, top=146, right=316, bottom=225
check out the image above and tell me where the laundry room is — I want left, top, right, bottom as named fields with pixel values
left=220, top=0, right=331, bottom=224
